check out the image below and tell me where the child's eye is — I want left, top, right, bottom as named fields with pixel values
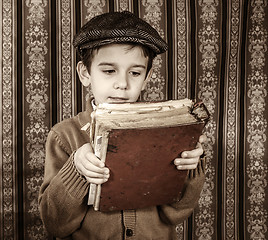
left=103, top=69, right=116, bottom=74
left=130, top=71, right=141, bottom=77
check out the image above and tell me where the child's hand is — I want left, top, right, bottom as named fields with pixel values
left=74, top=143, right=110, bottom=184
left=174, top=135, right=206, bottom=170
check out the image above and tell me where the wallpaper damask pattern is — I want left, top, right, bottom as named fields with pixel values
left=0, top=0, right=267, bottom=239
left=139, top=0, right=168, bottom=101
left=223, top=1, right=242, bottom=239
left=23, top=1, right=50, bottom=239
left=57, top=0, right=76, bottom=121
left=0, top=0, right=16, bottom=239
left=195, top=1, right=219, bottom=239
left=246, top=1, right=268, bottom=239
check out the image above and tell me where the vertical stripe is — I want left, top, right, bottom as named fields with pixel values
left=238, top=1, right=248, bottom=239
left=1, top=0, right=17, bottom=239
left=17, top=0, right=24, bottom=236
left=189, top=0, right=196, bottom=100
left=80, top=0, right=109, bottom=111
left=138, top=0, right=168, bottom=101
left=172, top=0, right=191, bottom=239
left=57, top=0, right=76, bottom=121
left=245, top=1, right=268, bottom=239
left=194, top=1, right=221, bottom=239
left=0, top=2, right=2, bottom=236
left=172, top=0, right=191, bottom=100
left=222, top=0, right=243, bottom=239
left=22, top=0, right=51, bottom=238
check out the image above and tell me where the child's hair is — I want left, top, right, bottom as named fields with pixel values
left=81, top=42, right=156, bottom=76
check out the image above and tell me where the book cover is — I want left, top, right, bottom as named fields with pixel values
left=87, top=99, right=209, bottom=212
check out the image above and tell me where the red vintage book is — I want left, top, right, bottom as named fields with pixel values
left=87, top=99, right=209, bottom=212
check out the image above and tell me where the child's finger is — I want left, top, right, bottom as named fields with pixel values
left=174, top=157, right=199, bottom=166
left=174, top=157, right=199, bottom=170
left=181, top=144, right=203, bottom=158
left=81, top=155, right=109, bottom=173
left=83, top=169, right=110, bottom=179
left=85, top=151, right=105, bottom=168
left=79, top=157, right=110, bottom=182
left=199, top=134, right=207, bottom=143
left=176, top=163, right=198, bottom=170
left=85, top=176, right=109, bottom=185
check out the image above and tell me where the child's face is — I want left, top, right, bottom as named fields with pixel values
left=77, top=44, right=151, bottom=105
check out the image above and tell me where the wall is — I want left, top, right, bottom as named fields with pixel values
left=0, top=0, right=267, bottom=239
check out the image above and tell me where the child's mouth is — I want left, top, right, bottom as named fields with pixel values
left=108, top=97, right=129, bottom=103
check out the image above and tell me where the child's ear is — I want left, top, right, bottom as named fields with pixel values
left=142, top=68, right=153, bottom=90
left=77, top=61, right=91, bottom=87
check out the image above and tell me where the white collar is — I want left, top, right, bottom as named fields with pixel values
left=91, top=99, right=97, bottom=110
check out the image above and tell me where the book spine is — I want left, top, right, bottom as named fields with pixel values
left=93, top=133, right=109, bottom=211
left=87, top=136, right=102, bottom=205
left=87, top=113, right=97, bottom=205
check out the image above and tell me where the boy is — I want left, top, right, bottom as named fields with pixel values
left=39, top=11, right=206, bottom=240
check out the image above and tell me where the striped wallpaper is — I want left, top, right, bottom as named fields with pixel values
left=0, top=0, right=267, bottom=239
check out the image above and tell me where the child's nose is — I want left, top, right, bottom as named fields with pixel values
left=114, top=73, right=128, bottom=89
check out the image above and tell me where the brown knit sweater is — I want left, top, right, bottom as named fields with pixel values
left=38, top=100, right=206, bottom=240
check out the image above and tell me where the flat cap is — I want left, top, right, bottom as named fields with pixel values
left=73, top=11, right=168, bottom=57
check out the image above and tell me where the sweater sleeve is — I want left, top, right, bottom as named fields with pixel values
left=158, top=158, right=206, bottom=225
left=38, top=130, right=90, bottom=238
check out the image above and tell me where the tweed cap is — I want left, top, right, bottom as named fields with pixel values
left=73, top=11, right=168, bottom=57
